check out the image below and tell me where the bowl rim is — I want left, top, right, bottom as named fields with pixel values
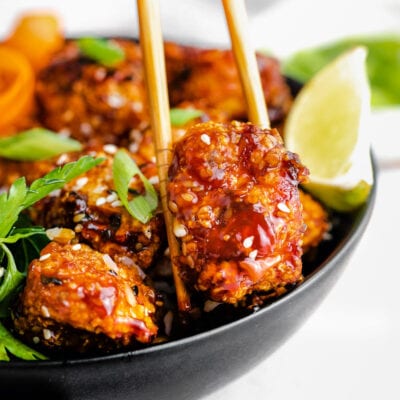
left=2, top=153, right=377, bottom=369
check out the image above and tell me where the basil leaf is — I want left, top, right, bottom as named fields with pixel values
left=77, top=37, right=125, bottom=67
left=23, top=155, right=104, bottom=209
left=0, top=321, right=47, bottom=361
left=0, top=128, right=82, bottom=161
left=170, top=108, right=204, bottom=127
left=282, top=34, right=400, bottom=107
left=113, top=150, right=158, bottom=223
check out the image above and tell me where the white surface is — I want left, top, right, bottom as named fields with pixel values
left=0, top=1, right=399, bottom=399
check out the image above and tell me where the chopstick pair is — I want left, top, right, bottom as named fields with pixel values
left=136, top=0, right=270, bottom=312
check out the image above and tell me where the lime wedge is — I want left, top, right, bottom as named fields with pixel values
left=284, top=47, right=373, bottom=212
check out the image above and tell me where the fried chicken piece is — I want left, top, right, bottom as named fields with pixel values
left=300, top=190, right=330, bottom=252
left=36, top=39, right=148, bottom=146
left=128, top=100, right=230, bottom=163
left=0, top=156, right=58, bottom=190
left=30, top=148, right=164, bottom=270
left=13, top=241, right=158, bottom=351
left=165, top=43, right=293, bottom=127
left=168, top=121, right=309, bottom=303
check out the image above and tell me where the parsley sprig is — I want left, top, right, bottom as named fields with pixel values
left=0, top=155, right=104, bottom=361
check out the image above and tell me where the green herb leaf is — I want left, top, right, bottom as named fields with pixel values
left=23, top=155, right=104, bottom=209
left=0, top=321, right=47, bottom=361
left=0, top=156, right=103, bottom=240
left=1, top=227, right=46, bottom=244
left=113, top=150, right=158, bottom=223
left=0, top=243, right=25, bottom=303
left=0, top=128, right=82, bottom=161
left=77, top=37, right=125, bottom=67
left=282, top=34, right=400, bottom=107
left=170, top=108, right=204, bottom=127
left=0, top=178, right=28, bottom=238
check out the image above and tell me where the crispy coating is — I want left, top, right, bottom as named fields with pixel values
left=168, top=121, right=309, bottom=303
left=165, top=43, right=293, bottom=127
left=300, top=190, right=330, bottom=251
left=128, top=100, right=230, bottom=163
left=13, top=242, right=158, bottom=350
left=36, top=39, right=148, bottom=146
left=30, top=149, right=164, bottom=270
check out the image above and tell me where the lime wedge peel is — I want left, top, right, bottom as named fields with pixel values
left=284, top=46, right=374, bottom=212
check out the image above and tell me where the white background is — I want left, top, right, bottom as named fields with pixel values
left=0, top=1, right=399, bottom=399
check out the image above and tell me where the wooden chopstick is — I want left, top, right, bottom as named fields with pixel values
left=136, top=0, right=191, bottom=312
left=222, top=0, right=270, bottom=128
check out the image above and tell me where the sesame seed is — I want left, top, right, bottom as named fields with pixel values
left=74, top=224, right=83, bottom=233
left=80, top=122, right=92, bottom=135
left=277, top=202, right=291, bottom=213
left=39, top=253, right=51, bottom=261
left=243, top=236, right=254, bottom=249
left=73, top=176, right=88, bottom=191
left=186, top=255, right=195, bottom=268
left=173, top=219, right=188, bottom=238
left=71, top=244, right=81, bottom=251
left=131, top=101, right=143, bottom=112
left=106, top=192, right=118, bottom=203
left=111, top=200, right=122, bottom=208
left=93, top=185, right=107, bottom=194
left=200, top=133, right=211, bottom=145
left=107, top=93, right=125, bottom=108
left=168, top=201, right=178, bottom=213
left=49, top=189, right=61, bottom=197
left=249, top=250, right=258, bottom=260
left=0, top=268, right=4, bottom=278
left=96, top=197, right=107, bottom=206
left=103, top=254, right=119, bottom=273
left=143, top=226, right=152, bottom=240
left=181, top=193, right=194, bottom=202
left=148, top=176, right=159, bottom=185
left=94, top=67, right=107, bottom=81
left=103, top=144, right=118, bottom=155
left=41, top=305, right=50, bottom=318
left=56, top=153, right=69, bottom=165
left=58, top=128, right=71, bottom=138
left=43, top=329, right=53, bottom=340
left=223, top=234, right=230, bottom=241
left=33, top=336, right=40, bottom=344
left=73, top=213, right=86, bottom=223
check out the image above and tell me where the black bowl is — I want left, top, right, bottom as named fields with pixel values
left=0, top=159, right=376, bottom=399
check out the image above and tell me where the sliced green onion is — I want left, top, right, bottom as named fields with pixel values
left=170, top=108, right=204, bottom=127
left=113, top=150, right=158, bottom=224
left=76, top=37, right=125, bottom=67
left=0, top=128, right=82, bottom=161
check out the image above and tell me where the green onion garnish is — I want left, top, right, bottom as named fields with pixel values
left=0, top=128, right=82, bottom=161
left=113, top=149, right=158, bottom=224
left=76, top=37, right=125, bottom=67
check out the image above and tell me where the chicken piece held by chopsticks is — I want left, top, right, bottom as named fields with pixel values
left=168, top=121, right=308, bottom=304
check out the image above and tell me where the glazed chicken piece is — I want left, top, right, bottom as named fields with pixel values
left=36, top=39, right=148, bottom=146
left=30, top=148, right=164, bottom=270
left=168, top=121, right=309, bottom=303
left=13, top=241, right=158, bottom=351
left=165, top=43, right=293, bottom=127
